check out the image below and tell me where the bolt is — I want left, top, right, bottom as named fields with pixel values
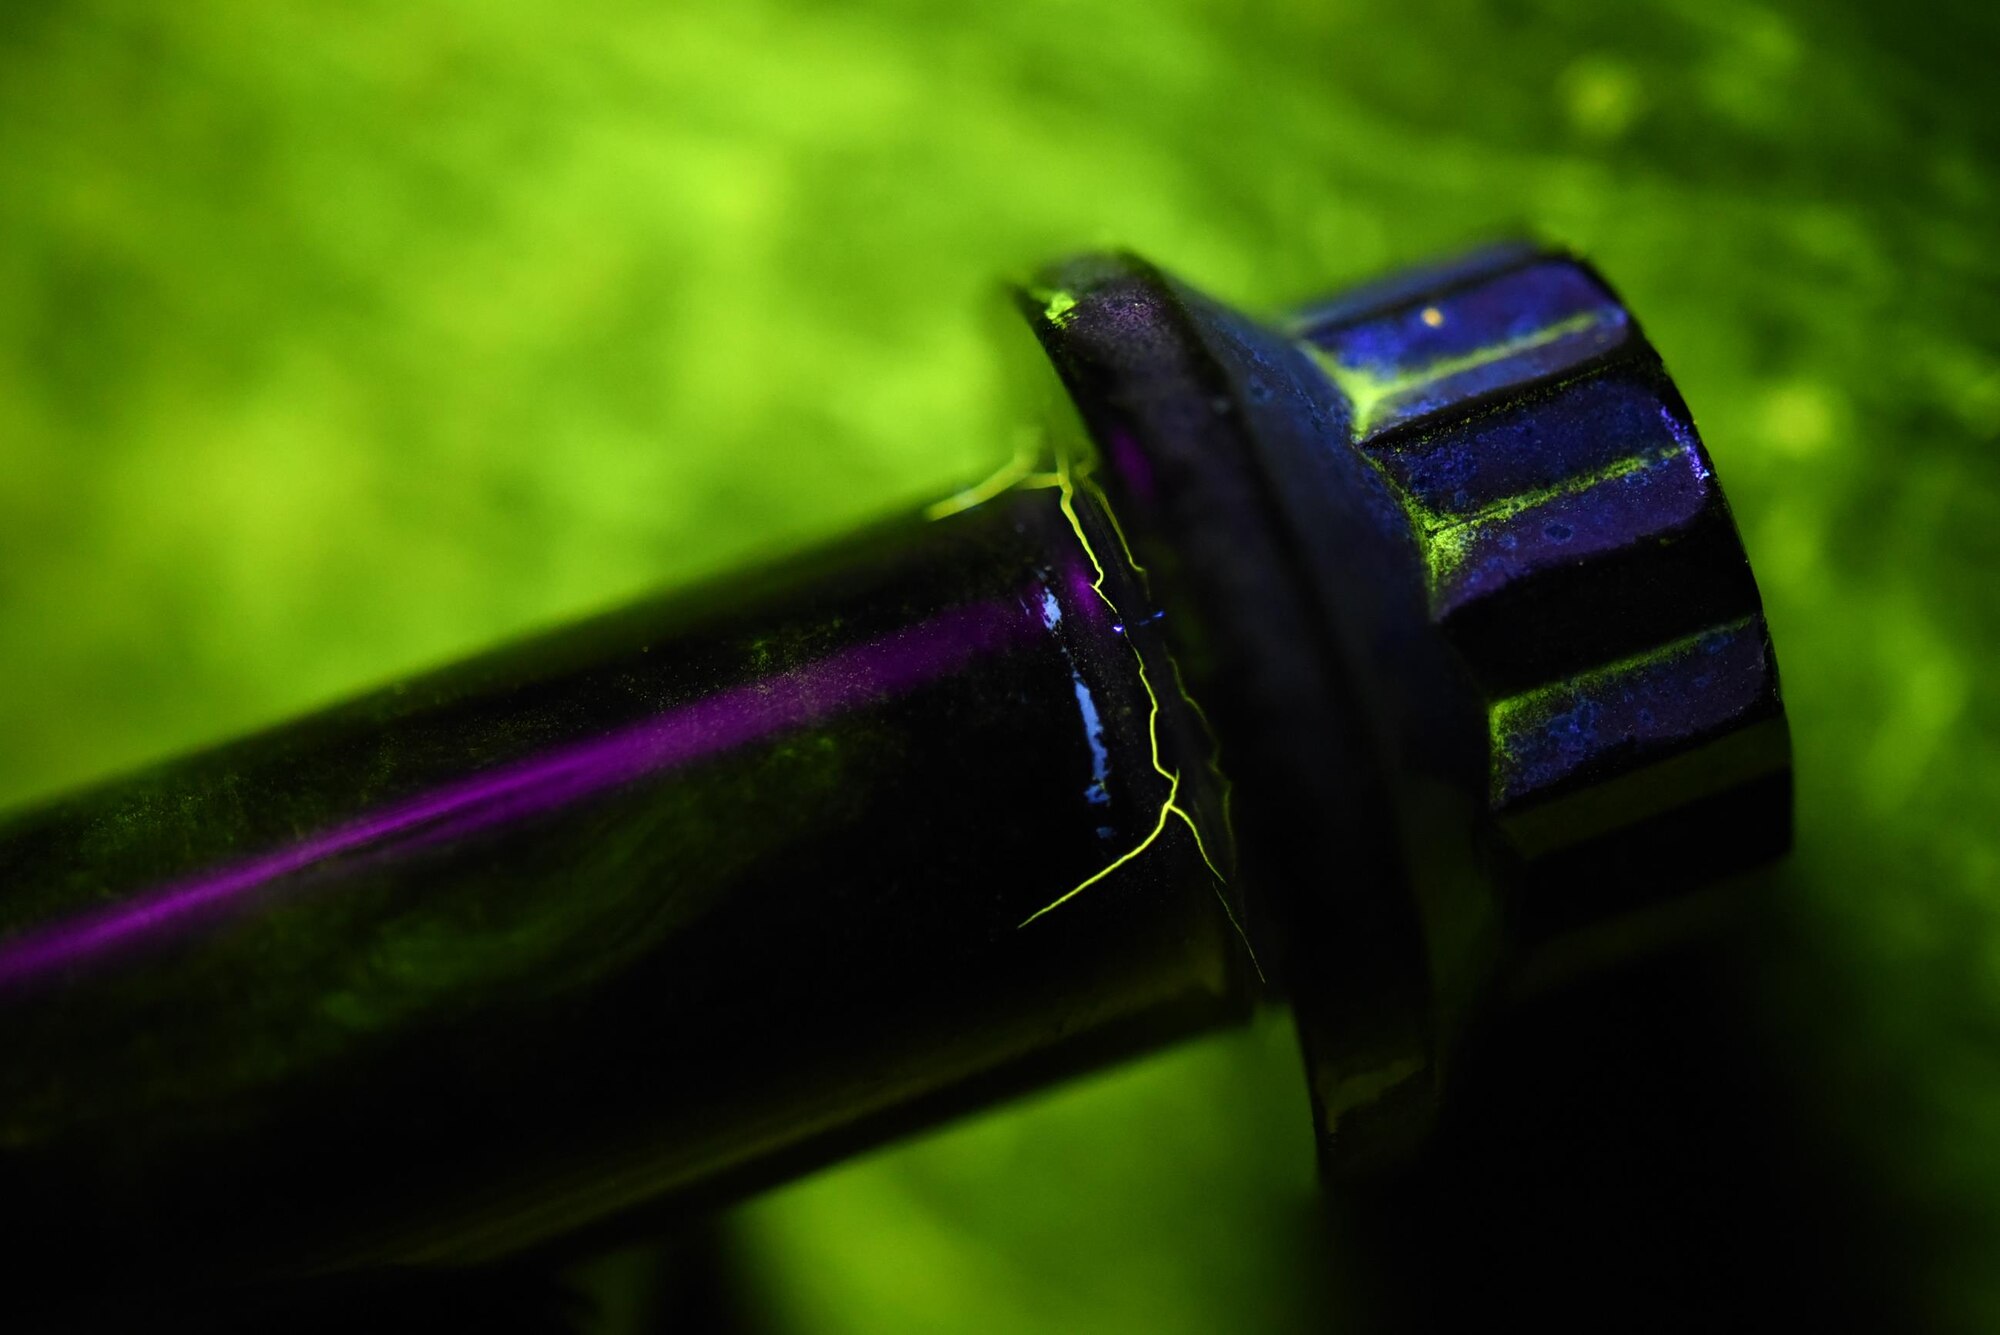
left=1025, top=244, right=1788, bottom=1170
left=0, top=246, right=1788, bottom=1322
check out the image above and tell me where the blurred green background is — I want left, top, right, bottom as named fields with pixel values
left=1, top=0, right=1996, bottom=1330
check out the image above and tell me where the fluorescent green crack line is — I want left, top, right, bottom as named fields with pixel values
left=1018, top=771, right=1184, bottom=927
left=1143, top=658, right=1225, bottom=886
left=1164, top=654, right=1263, bottom=981
left=1035, top=286, right=1079, bottom=327
left=1308, top=310, right=1604, bottom=438
left=922, top=417, right=1251, bottom=962
left=1048, top=453, right=1225, bottom=877
left=923, top=434, right=1060, bottom=521
left=1019, top=445, right=1197, bottom=927
left=1171, top=654, right=1239, bottom=858
left=1019, top=449, right=1257, bottom=981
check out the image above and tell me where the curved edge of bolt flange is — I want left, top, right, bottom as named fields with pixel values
left=1015, top=254, right=1484, bottom=1175
left=1015, top=245, right=1792, bottom=1177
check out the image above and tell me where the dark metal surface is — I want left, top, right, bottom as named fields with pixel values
left=1024, top=245, right=1788, bottom=1170
left=0, top=482, right=1247, bottom=1323
left=0, top=246, right=1788, bottom=1324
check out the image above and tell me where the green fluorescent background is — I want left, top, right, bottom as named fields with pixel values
left=1, top=1, right=1997, bottom=1330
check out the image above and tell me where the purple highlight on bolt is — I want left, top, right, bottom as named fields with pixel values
left=1104, top=427, right=1157, bottom=507
left=1058, top=556, right=1108, bottom=627
left=0, top=598, right=1040, bottom=990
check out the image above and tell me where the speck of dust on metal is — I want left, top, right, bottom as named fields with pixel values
left=0, top=242, right=1789, bottom=1326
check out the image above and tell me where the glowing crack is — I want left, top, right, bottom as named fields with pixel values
left=923, top=434, right=1055, bottom=522
left=1015, top=450, right=1260, bottom=978
left=916, top=328, right=1254, bottom=967
left=1034, top=286, right=1079, bottom=328
left=1171, top=654, right=1238, bottom=854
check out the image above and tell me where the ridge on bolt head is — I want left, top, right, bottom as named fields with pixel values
left=1019, top=243, right=1791, bottom=1173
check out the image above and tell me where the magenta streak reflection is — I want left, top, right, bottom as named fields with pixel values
left=0, top=598, right=1039, bottom=989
